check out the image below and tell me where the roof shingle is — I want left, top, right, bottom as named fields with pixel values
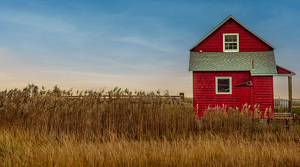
left=189, top=51, right=277, bottom=75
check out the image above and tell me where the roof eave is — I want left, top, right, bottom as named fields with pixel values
left=251, top=73, right=294, bottom=77
left=189, top=15, right=233, bottom=51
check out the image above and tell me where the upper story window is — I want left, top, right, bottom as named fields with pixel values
left=215, top=77, right=232, bottom=94
left=223, top=33, right=239, bottom=52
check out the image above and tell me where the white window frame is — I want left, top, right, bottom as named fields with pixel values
left=215, top=77, right=232, bottom=94
left=223, top=33, right=239, bottom=52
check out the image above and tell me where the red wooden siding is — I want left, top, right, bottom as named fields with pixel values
left=193, top=71, right=252, bottom=118
left=276, top=66, right=292, bottom=74
left=252, top=76, right=274, bottom=117
left=193, top=72, right=274, bottom=118
left=193, top=19, right=271, bottom=52
left=238, top=87, right=251, bottom=109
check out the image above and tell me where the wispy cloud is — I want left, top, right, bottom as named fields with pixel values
left=40, top=69, right=152, bottom=78
left=0, top=9, right=86, bottom=36
left=111, top=36, right=180, bottom=54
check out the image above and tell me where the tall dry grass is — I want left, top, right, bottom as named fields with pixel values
left=0, top=84, right=199, bottom=140
left=201, top=104, right=280, bottom=134
left=1, top=128, right=300, bottom=166
left=0, top=84, right=300, bottom=166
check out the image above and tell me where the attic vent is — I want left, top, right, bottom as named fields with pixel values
left=228, top=21, right=233, bottom=25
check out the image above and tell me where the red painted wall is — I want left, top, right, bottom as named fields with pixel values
left=238, top=86, right=251, bottom=109
left=252, top=76, right=274, bottom=117
left=193, top=19, right=271, bottom=52
left=276, top=66, right=292, bottom=74
left=193, top=71, right=252, bottom=118
left=193, top=72, right=274, bottom=118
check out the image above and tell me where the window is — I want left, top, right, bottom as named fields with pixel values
left=223, top=33, right=239, bottom=52
left=216, top=77, right=232, bottom=94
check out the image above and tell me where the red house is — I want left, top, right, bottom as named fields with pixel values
left=189, top=15, right=295, bottom=118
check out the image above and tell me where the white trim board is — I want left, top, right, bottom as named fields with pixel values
left=215, top=77, right=232, bottom=94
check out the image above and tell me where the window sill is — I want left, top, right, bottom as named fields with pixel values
left=216, top=92, right=232, bottom=94
left=223, top=50, right=239, bottom=52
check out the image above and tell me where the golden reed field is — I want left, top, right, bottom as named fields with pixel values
left=0, top=84, right=299, bottom=166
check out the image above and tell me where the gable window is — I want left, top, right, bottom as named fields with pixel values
left=216, top=77, right=232, bottom=94
left=223, top=33, right=239, bottom=52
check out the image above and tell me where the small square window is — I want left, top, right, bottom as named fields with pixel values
left=216, top=77, right=232, bottom=94
left=223, top=33, right=239, bottom=52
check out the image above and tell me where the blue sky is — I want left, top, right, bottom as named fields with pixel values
left=0, top=0, right=299, bottom=98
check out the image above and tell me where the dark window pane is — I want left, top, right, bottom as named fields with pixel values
left=225, top=35, right=237, bottom=42
left=232, top=43, right=237, bottom=49
left=225, top=36, right=229, bottom=42
left=225, top=43, right=237, bottom=50
left=218, top=79, right=230, bottom=92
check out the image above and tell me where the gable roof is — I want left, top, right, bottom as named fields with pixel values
left=276, top=65, right=296, bottom=76
left=190, top=15, right=275, bottom=51
left=189, top=51, right=277, bottom=75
